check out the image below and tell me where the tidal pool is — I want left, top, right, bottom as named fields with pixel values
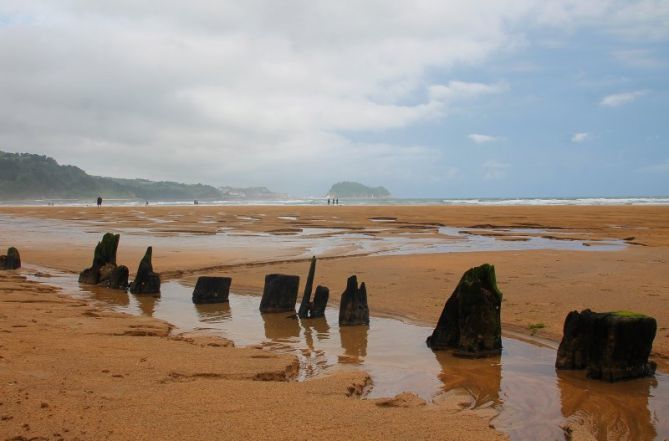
left=27, top=268, right=668, bottom=441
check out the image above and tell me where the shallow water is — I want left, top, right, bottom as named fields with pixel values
left=0, top=214, right=625, bottom=261
left=27, top=268, right=668, bottom=441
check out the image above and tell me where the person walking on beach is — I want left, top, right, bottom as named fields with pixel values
left=328, top=198, right=331, bottom=205
left=96, top=196, right=102, bottom=207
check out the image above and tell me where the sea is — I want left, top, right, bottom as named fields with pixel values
left=2, top=196, right=669, bottom=206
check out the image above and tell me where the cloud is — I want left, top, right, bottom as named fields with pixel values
left=469, top=134, right=500, bottom=144
left=614, top=49, right=665, bottom=68
left=0, top=1, right=667, bottom=195
left=482, top=160, right=510, bottom=180
left=429, top=81, right=507, bottom=102
left=571, top=132, right=589, bottom=143
left=600, top=90, right=647, bottom=107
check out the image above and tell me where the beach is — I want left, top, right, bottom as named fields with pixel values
left=1, top=204, right=668, bottom=440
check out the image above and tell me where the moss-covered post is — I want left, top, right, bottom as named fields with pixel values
left=556, top=309, right=656, bottom=381
left=427, top=264, right=502, bottom=357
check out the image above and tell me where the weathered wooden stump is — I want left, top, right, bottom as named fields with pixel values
left=297, top=257, right=317, bottom=318
left=0, top=247, right=21, bottom=270
left=556, top=309, right=657, bottom=381
left=426, top=264, right=502, bottom=358
left=339, top=275, right=369, bottom=326
left=106, top=265, right=129, bottom=290
left=259, top=274, right=299, bottom=313
left=296, top=257, right=329, bottom=319
left=311, top=286, right=329, bottom=318
left=192, top=276, right=232, bottom=304
left=78, top=233, right=127, bottom=289
left=129, top=247, right=161, bottom=295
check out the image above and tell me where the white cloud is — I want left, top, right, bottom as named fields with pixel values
left=429, top=81, right=507, bottom=101
left=0, top=1, right=667, bottom=194
left=600, top=90, right=647, bottom=107
left=571, top=132, right=589, bottom=143
left=469, top=134, right=500, bottom=144
left=482, top=160, right=510, bottom=180
left=614, top=49, right=665, bottom=68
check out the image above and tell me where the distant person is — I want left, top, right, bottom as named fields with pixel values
left=336, top=198, right=339, bottom=205
left=194, top=199, right=198, bottom=205
left=327, top=198, right=331, bottom=205
left=145, top=200, right=149, bottom=206
left=96, top=196, right=102, bottom=207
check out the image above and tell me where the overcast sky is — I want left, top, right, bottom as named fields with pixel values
left=1, top=1, right=668, bottom=197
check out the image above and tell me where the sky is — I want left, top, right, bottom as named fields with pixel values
left=0, top=1, right=668, bottom=198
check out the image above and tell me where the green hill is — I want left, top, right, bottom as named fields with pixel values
left=0, top=151, right=221, bottom=200
left=326, top=181, right=390, bottom=198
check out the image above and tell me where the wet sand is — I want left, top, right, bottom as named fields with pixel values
left=1, top=204, right=669, bottom=440
left=2, top=205, right=668, bottom=355
left=0, top=271, right=503, bottom=441
left=25, top=270, right=667, bottom=441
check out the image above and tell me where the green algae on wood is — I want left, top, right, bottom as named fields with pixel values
left=426, top=263, right=503, bottom=357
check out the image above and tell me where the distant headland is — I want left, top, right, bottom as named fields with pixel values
left=0, top=150, right=283, bottom=201
left=326, top=181, right=390, bottom=199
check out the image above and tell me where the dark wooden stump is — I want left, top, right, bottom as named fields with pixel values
left=129, top=247, right=161, bottom=295
left=339, top=276, right=369, bottom=326
left=0, top=247, right=21, bottom=270
left=556, top=309, right=657, bottom=381
left=426, top=264, right=502, bottom=358
left=192, top=276, right=232, bottom=304
left=259, top=274, right=299, bottom=313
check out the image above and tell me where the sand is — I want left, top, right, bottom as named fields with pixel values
left=1, top=204, right=668, bottom=440
left=0, top=270, right=505, bottom=441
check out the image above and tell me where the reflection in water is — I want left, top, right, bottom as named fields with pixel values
left=494, top=339, right=565, bottom=441
left=262, top=313, right=300, bottom=342
left=28, top=269, right=669, bottom=441
left=134, top=294, right=159, bottom=316
left=82, top=284, right=130, bottom=307
left=558, top=370, right=657, bottom=441
left=434, top=350, right=501, bottom=407
left=194, top=302, right=231, bottom=322
left=339, top=325, right=368, bottom=361
left=301, top=317, right=330, bottom=350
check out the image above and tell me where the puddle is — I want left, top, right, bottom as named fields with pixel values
left=26, top=267, right=669, bottom=441
left=369, top=217, right=397, bottom=222
left=1, top=215, right=626, bottom=262
left=429, top=227, right=626, bottom=253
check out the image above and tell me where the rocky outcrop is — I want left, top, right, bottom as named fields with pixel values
left=297, top=257, right=329, bottom=319
left=259, top=274, right=299, bottom=313
left=556, top=309, right=657, bottom=381
left=339, top=276, right=369, bottom=326
left=192, top=276, right=232, bottom=304
left=426, top=264, right=502, bottom=357
left=129, top=247, right=161, bottom=295
left=0, top=247, right=21, bottom=270
left=78, top=233, right=129, bottom=289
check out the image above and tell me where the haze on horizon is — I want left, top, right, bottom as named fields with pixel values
left=0, top=1, right=668, bottom=198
